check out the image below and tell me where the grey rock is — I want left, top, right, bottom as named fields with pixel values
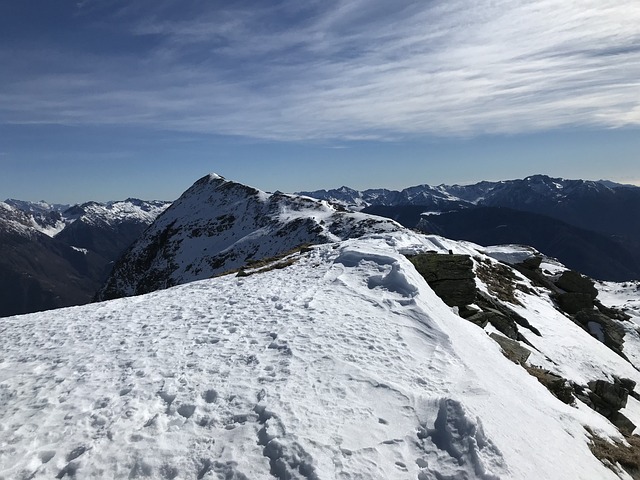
left=490, top=333, right=532, bottom=364
left=409, top=254, right=476, bottom=307
left=555, top=270, right=598, bottom=299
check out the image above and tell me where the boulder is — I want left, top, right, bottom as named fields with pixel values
left=557, top=292, right=594, bottom=314
left=588, top=378, right=633, bottom=417
left=526, top=367, right=575, bottom=405
left=409, top=254, right=476, bottom=307
left=555, top=270, right=598, bottom=299
left=516, top=256, right=543, bottom=271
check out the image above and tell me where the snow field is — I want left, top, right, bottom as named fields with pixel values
left=0, top=234, right=628, bottom=479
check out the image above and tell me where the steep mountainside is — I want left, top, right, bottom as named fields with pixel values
left=0, top=199, right=170, bottom=317
left=98, top=174, right=400, bottom=300
left=0, top=202, right=106, bottom=316
left=3, top=227, right=640, bottom=479
left=4, top=199, right=70, bottom=236
left=55, top=199, right=170, bottom=263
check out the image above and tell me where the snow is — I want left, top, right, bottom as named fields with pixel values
left=0, top=201, right=35, bottom=237
left=72, top=200, right=170, bottom=228
left=481, top=245, right=539, bottom=265
left=100, top=175, right=401, bottom=298
left=0, top=233, right=626, bottom=480
left=598, top=281, right=640, bottom=321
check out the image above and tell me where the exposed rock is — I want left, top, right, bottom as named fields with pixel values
left=475, top=258, right=522, bottom=305
left=595, top=300, right=632, bottom=322
left=557, top=292, right=594, bottom=314
left=482, top=311, right=519, bottom=340
left=525, top=366, right=575, bottom=405
left=475, top=291, right=542, bottom=338
left=588, top=378, right=635, bottom=418
left=408, top=254, right=476, bottom=307
left=490, top=333, right=532, bottom=365
left=458, top=304, right=482, bottom=319
left=574, top=310, right=626, bottom=358
left=465, top=312, right=490, bottom=328
left=556, top=270, right=598, bottom=299
left=516, top=256, right=543, bottom=271
left=609, top=412, right=637, bottom=436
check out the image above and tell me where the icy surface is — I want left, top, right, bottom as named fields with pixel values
left=0, top=234, right=627, bottom=480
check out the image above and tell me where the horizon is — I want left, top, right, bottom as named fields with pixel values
left=1, top=1, right=639, bottom=203
left=4, top=171, right=640, bottom=206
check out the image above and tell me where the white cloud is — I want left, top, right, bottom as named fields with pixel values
left=1, top=0, right=639, bottom=140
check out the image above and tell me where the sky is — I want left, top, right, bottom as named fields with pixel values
left=1, top=0, right=639, bottom=203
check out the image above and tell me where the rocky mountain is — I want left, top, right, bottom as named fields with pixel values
left=4, top=199, right=70, bottom=236
left=3, top=205, right=640, bottom=478
left=0, top=198, right=170, bottom=317
left=98, top=174, right=400, bottom=300
left=301, top=175, right=640, bottom=281
left=0, top=202, right=106, bottom=316
left=55, top=199, right=170, bottom=263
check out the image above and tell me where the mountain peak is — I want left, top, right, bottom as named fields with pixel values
left=98, top=175, right=402, bottom=300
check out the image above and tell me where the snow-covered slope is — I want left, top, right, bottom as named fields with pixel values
left=98, top=174, right=400, bottom=300
left=4, top=199, right=70, bottom=237
left=5, top=198, right=170, bottom=238
left=1, top=231, right=638, bottom=480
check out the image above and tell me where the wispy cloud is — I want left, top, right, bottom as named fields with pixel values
left=1, top=0, right=639, bottom=140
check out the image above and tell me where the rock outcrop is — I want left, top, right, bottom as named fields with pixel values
left=407, top=254, right=476, bottom=307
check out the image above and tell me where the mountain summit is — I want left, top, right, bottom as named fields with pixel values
left=98, top=174, right=400, bottom=300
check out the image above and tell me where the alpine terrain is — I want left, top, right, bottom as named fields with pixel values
left=2, top=174, right=640, bottom=479
left=0, top=198, right=170, bottom=317
left=300, top=175, right=640, bottom=281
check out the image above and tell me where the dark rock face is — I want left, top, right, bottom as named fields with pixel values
left=408, top=254, right=476, bottom=307
left=557, top=292, right=595, bottom=315
left=526, top=367, right=576, bottom=405
left=586, top=378, right=636, bottom=431
left=556, top=271, right=598, bottom=299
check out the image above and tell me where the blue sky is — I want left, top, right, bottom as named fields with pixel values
left=1, top=0, right=639, bottom=203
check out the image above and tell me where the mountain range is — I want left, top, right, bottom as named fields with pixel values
left=300, top=175, right=640, bottom=281
left=0, top=198, right=170, bottom=316
left=2, top=173, right=640, bottom=479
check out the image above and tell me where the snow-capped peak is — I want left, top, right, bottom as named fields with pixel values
left=98, top=174, right=402, bottom=300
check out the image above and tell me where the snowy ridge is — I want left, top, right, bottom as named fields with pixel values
left=4, top=198, right=170, bottom=238
left=0, top=231, right=634, bottom=479
left=298, top=174, right=637, bottom=210
left=4, top=199, right=70, bottom=237
left=64, top=199, right=170, bottom=228
left=0, top=201, right=39, bottom=237
left=98, top=174, right=400, bottom=299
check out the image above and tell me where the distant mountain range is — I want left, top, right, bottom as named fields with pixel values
left=0, top=198, right=170, bottom=316
left=300, top=175, right=640, bottom=281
